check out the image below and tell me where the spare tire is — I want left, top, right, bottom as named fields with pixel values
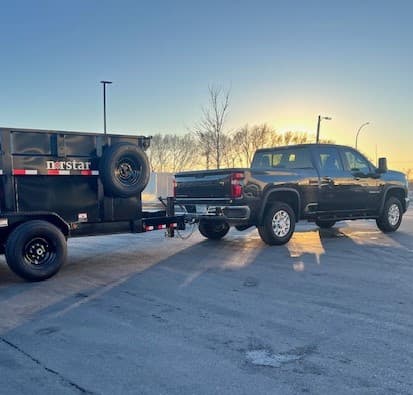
left=100, top=142, right=150, bottom=198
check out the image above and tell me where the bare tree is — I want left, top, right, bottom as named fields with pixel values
left=195, top=86, right=230, bottom=169
left=148, top=133, right=198, bottom=172
left=147, top=134, right=169, bottom=172
left=196, top=131, right=214, bottom=170
left=405, top=168, right=412, bottom=181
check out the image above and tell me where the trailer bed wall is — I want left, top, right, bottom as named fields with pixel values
left=0, top=128, right=148, bottom=223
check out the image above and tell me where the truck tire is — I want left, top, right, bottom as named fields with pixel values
left=257, top=202, right=295, bottom=245
left=100, top=143, right=150, bottom=198
left=5, top=220, right=67, bottom=282
left=315, top=220, right=336, bottom=229
left=198, top=220, right=230, bottom=240
left=376, top=196, right=403, bottom=232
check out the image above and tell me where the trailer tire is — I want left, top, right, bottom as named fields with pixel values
left=100, top=143, right=150, bottom=198
left=5, top=220, right=67, bottom=282
left=198, top=220, right=230, bottom=240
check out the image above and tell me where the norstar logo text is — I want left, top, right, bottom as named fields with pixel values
left=46, top=160, right=92, bottom=170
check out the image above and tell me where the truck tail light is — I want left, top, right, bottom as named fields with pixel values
left=231, top=172, right=244, bottom=198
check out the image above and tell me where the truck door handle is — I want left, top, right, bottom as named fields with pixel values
left=321, top=176, right=334, bottom=185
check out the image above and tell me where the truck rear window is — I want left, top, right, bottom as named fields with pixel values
left=252, top=148, right=313, bottom=169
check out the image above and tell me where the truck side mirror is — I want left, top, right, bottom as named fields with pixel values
left=377, top=157, right=387, bottom=173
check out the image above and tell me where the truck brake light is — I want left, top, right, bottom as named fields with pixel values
left=231, top=172, right=244, bottom=198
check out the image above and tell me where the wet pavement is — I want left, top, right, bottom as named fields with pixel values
left=1, top=205, right=412, bottom=394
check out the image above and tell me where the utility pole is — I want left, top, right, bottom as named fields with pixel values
left=100, top=80, right=112, bottom=136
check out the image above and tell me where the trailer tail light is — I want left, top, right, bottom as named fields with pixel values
left=231, top=172, right=244, bottom=198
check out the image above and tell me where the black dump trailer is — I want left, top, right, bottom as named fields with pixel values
left=0, top=127, right=184, bottom=281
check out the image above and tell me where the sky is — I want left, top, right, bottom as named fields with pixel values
left=0, top=0, right=412, bottom=170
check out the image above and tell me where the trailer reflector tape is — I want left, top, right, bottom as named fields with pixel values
left=47, top=170, right=71, bottom=175
left=0, top=218, right=8, bottom=227
left=80, top=170, right=99, bottom=176
left=12, top=169, right=99, bottom=176
left=170, top=223, right=178, bottom=228
left=13, top=169, right=38, bottom=175
left=0, top=170, right=3, bottom=175
left=157, top=224, right=167, bottom=230
left=145, top=225, right=154, bottom=231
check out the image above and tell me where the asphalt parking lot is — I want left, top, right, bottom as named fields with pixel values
left=1, top=204, right=413, bottom=395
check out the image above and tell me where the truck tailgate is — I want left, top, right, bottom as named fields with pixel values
left=175, top=170, right=238, bottom=199
left=175, top=169, right=245, bottom=200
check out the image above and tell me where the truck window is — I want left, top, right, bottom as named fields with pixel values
left=342, top=149, right=372, bottom=174
left=252, top=148, right=313, bottom=169
left=315, top=147, right=343, bottom=172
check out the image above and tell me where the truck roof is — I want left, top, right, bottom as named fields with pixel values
left=255, top=143, right=354, bottom=153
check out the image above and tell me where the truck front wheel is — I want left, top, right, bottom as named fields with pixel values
left=5, top=220, right=67, bottom=281
left=258, top=202, right=295, bottom=245
left=376, top=197, right=403, bottom=232
left=198, top=220, right=230, bottom=240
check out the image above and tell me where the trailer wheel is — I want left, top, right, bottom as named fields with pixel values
left=5, top=220, right=67, bottom=282
left=100, top=143, right=150, bottom=198
left=198, top=220, right=230, bottom=240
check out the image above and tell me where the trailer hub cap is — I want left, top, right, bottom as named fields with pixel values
left=116, top=158, right=140, bottom=186
left=24, top=238, right=54, bottom=266
left=272, top=210, right=291, bottom=237
left=388, top=203, right=400, bottom=226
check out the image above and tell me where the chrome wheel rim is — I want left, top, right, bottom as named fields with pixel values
left=388, top=203, right=400, bottom=226
left=272, top=210, right=291, bottom=237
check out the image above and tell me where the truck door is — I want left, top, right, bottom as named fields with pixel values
left=315, top=146, right=376, bottom=213
left=339, top=147, right=381, bottom=211
left=314, top=146, right=353, bottom=212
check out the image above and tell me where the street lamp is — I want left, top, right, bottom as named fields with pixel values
left=100, top=80, right=112, bottom=136
left=316, top=115, right=332, bottom=143
left=355, top=122, right=370, bottom=149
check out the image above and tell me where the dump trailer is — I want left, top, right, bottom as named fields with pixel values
left=0, top=127, right=184, bottom=281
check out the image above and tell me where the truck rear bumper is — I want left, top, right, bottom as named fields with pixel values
left=186, top=205, right=251, bottom=224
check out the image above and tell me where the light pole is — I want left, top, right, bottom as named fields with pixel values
left=316, top=115, right=332, bottom=143
left=355, top=122, right=370, bottom=149
left=100, top=80, right=112, bottom=136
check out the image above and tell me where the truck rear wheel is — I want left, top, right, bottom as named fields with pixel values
left=198, top=220, right=230, bottom=240
left=100, top=142, right=150, bottom=198
left=376, top=196, right=403, bottom=232
left=5, top=220, right=67, bottom=281
left=257, top=202, right=295, bottom=245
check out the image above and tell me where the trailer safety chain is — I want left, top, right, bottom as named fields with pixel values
left=158, top=197, right=198, bottom=240
left=175, top=217, right=197, bottom=240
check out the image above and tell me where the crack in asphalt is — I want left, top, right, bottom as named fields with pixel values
left=0, top=336, right=95, bottom=394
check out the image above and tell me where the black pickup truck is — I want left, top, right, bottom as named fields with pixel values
left=175, top=144, right=410, bottom=245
